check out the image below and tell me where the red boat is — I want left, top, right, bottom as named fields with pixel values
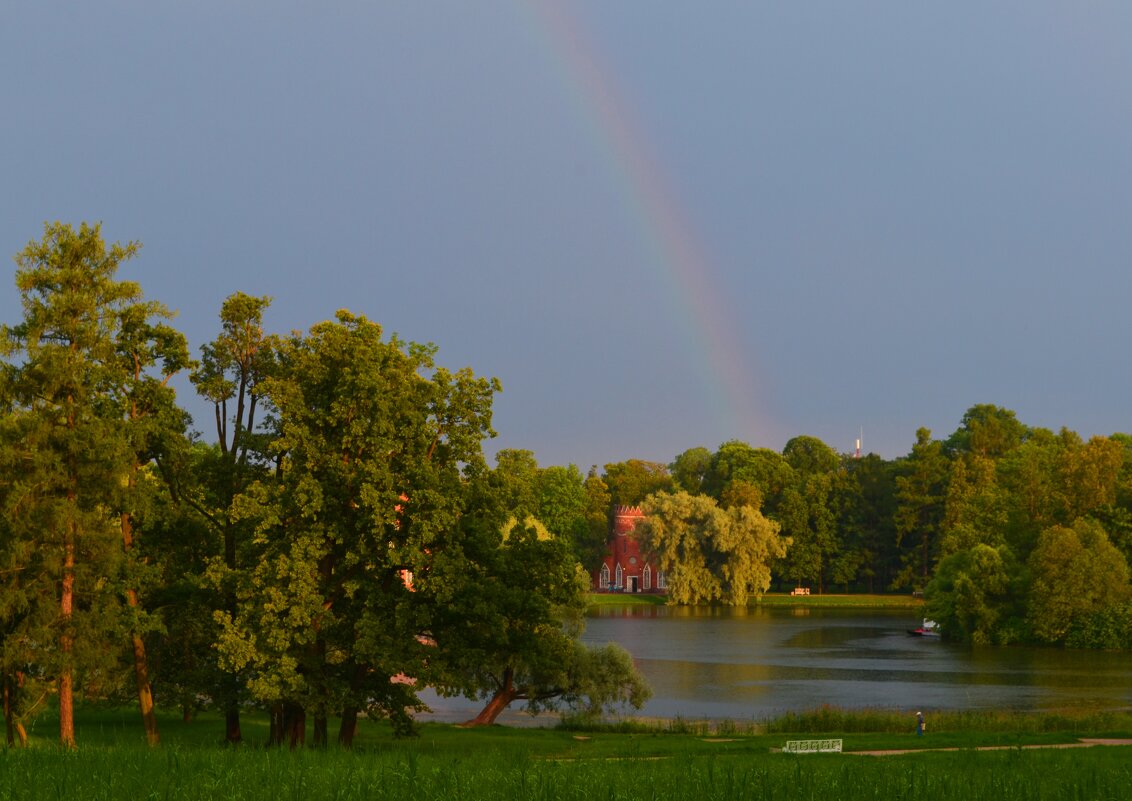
left=908, top=619, right=940, bottom=637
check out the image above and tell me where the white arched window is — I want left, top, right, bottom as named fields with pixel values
left=615, top=563, right=623, bottom=589
left=657, top=570, right=667, bottom=589
left=599, top=563, right=610, bottom=589
left=643, top=565, right=652, bottom=591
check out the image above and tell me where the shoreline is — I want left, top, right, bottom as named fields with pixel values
left=586, top=592, right=924, bottom=610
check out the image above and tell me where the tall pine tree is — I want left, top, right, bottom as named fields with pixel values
left=1, top=222, right=185, bottom=746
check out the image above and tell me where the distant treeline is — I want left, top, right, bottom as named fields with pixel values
left=593, top=407, right=1132, bottom=650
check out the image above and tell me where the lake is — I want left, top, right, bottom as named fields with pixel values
left=418, top=604, right=1132, bottom=725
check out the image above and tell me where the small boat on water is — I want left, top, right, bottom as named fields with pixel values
left=908, top=619, right=941, bottom=637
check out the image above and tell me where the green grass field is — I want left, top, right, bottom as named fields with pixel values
left=4, top=708, right=1131, bottom=800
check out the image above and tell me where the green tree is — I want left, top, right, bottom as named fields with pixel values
left=1093, top=433, right=1132, bottom=568
left=636, top=491, right=788, bottom=606
left=431, top=520, right=649, bottom=726
left=776, top=474, right=837, bottom=592
left=109, top=281, right=192, bottom=746
left=602, top=460, right=674, bottom=506
left=0, top=222, right=168, bottom=746
left=575, top=468, right=613, bottom=571
left=783, top=435, right=839, bottom=475
left=1056, top=433, right=1124, bottom=523
left=215, top=311, right=500, bottom=745
left=719, top=480, right=764, bottom=511
left=924, top=544, right=1014, bottom=644
left=490, top=449, right=540, bottom=519
left=134, top=472, right=220, bottom=725
left=997, top=427, right=1062, bottom=556
left=777, top=437, right=840, bottom=592
left=893, top=428, right=949, bottom=590
left=945, top=404, right=1028, bottom=459
left=939, top=455, right=1008, bottom=557
left=1027, top=519, right=1131, bottom=644
left=188, top=292, right=278, bottom=744
left=537, top=463, right=589, bottom=554
left=537, top=465, right=583, bottom=531
left=670, top=447, right=712, bottom=495
left=838, top=454, right=899, bottom=593
left=702, top=442, right=794, bottom=515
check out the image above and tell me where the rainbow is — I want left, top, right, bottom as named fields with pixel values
left=519, top=3, right=769, bottom=444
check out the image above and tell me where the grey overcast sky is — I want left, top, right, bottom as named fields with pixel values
left=3, top=2, right=1131, bottom=468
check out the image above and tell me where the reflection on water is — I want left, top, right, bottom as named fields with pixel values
left=581, top=605, right=1132, bottom=720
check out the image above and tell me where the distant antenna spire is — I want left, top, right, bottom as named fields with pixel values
left=855, top=427, right=862, bottom=459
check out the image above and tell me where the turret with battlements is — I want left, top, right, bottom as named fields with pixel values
left=592, top=505, right=665, bottom=594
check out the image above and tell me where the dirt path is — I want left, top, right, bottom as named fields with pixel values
left=849, top=738, right=1132, bottom=756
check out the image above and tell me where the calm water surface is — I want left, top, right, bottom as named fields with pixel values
left=581, top=605, right=1132, bottom=720
left=419, top=605, right=1132, bottom=724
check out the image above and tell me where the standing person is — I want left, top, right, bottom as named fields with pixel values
left=916, top=711, right=925, bottom=736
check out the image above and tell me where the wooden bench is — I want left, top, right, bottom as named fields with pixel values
left=782, top=739, right=842, bottom=754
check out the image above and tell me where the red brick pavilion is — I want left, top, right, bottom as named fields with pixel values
left=592, top=505, right=666, bottom=594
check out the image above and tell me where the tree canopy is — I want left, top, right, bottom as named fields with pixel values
left=635, top=492, right=788, bottom=606
left=6, top=222, right=1132, bottom=748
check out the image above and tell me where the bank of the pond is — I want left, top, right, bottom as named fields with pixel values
left=586, top=593, right=666, bottom=607
left=586, top=592, right=922, bottom=609
left=756, top=593, right=922, bottom=609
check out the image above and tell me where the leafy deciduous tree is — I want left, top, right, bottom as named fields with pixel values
left=636, top=491, right=788, bottom=606
left=924, top=543, right=1014, bottom=645
left=1027, top=518, right=1131, bottom=644
left=602, top=460, right=674, bottom=506
left=215, top=311, right=500, bottom=744
left=432, top=518, right=649, bottom=727
left=188, top=292, right=278, bottom=743
left=893, top=428, right=949, bottom=590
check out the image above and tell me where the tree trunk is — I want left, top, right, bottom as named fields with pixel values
left=130, top=631, right=159, bottom=745
left=3, top=674, right=13, bottom=747
left=121, top=509, right=160, bottom=746
left=222, top=522, right=242, bottom=744
left=225, top=699, right=242, bottom=745
left=285, top=702, right=306, bottom=750
left=59, top=530, right=76, bottom=748
left=268, top=702, right=283, bottom=746
left=310, top=631, right=328, bottom=748
left=337, top=662, right=367, bottom=748
left=338, top=706, right=359, bottom=748
left=463, top=668, right=520, bottom=727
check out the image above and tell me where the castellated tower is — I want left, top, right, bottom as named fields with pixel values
left=592, top=505, right=665, bottom=593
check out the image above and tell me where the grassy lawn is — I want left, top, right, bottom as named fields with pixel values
left=4, top=708, right=1131, bottom=800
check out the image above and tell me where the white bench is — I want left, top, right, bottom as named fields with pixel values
left=782, top=739, right=843, bottom=754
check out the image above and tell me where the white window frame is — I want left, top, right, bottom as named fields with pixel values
left=643, top=565, right=651, bottom=591
left=599, top=563, right=610, bottom=589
